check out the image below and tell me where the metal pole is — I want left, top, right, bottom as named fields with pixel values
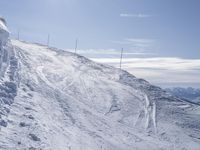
left=75, top=38, right=78, bottom=53
left=17, top=30, right=20, bottom=40
left=120, top=48, right=124, bottom=69
left=47, top=34, right=50, bottom=47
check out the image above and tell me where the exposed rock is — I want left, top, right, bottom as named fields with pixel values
left=28, top=134, right=41, bottom=142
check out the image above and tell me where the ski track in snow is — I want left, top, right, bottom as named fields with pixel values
left=143, top=94, right=157, bottom=133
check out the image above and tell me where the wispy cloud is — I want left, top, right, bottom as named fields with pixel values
left=65, top=48, right=155, bottom=58
left=125, top=38, right=155, bottom=44
left=112, top=38, right=156, bottom=53
left=120, top=13, right=152, bottom=18
left=112, top=38, right=155, bottom=46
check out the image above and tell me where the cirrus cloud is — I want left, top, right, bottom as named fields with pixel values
left=120, top=13, right=152, bottom=18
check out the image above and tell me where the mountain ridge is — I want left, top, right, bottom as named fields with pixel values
left=165, top=87, right=200, bottom=104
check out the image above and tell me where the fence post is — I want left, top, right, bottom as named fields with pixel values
left=47, top=34, right=50, bottom=47
left=17, top=30, right=20, bottom=40
left=120, top=48, right=124, bottom=69
left=75, top=38, right=78, bottom=53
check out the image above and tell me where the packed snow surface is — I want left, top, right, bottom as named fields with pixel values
left=0, top=19, right=200, bottom=150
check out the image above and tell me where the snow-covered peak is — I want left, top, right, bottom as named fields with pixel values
left=0, top=17, right=9, bottom=46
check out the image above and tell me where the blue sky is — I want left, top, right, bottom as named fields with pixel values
left=1, top=0, right=200, bottom=87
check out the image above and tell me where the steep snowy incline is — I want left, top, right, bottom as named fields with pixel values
left=0, top=17, right=9, bottom=46
left=0, top=23, right=199, bottom=149
left=0, top=18, right=19, bottom=129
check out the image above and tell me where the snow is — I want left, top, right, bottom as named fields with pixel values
left=0, top=17, right=9, bottom=46
left=0, top=19, right=200, bottom=149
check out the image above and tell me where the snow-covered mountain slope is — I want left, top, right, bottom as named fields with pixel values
left=0, top=19, right=200, bottom=150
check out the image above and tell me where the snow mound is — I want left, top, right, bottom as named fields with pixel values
left=0, top=18, right=19, bottom=131
left=0, top=17, right=9, bottom=46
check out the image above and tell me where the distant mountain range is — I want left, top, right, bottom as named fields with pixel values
left=165, top=87, right=200, bottom=104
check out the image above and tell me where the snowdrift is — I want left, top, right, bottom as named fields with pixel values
left=0, top=17, right=9, bottom=46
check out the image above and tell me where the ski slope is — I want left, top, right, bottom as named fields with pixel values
left=0, top=18, right=200, bottom=150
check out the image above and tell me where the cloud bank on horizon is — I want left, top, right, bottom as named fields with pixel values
left=65, top=47, right=200, bottom=88
left=91, top=57, right=200, bottom=88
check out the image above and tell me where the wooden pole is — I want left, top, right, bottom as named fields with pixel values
left=120, top=48, right=124, bottom=69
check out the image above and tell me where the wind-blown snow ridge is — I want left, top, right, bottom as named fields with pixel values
left=0, top=19, right=200, bottom=150
left=0, top=18, right=19, bottom=129
left=0, top=17, right=9, bottom=46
